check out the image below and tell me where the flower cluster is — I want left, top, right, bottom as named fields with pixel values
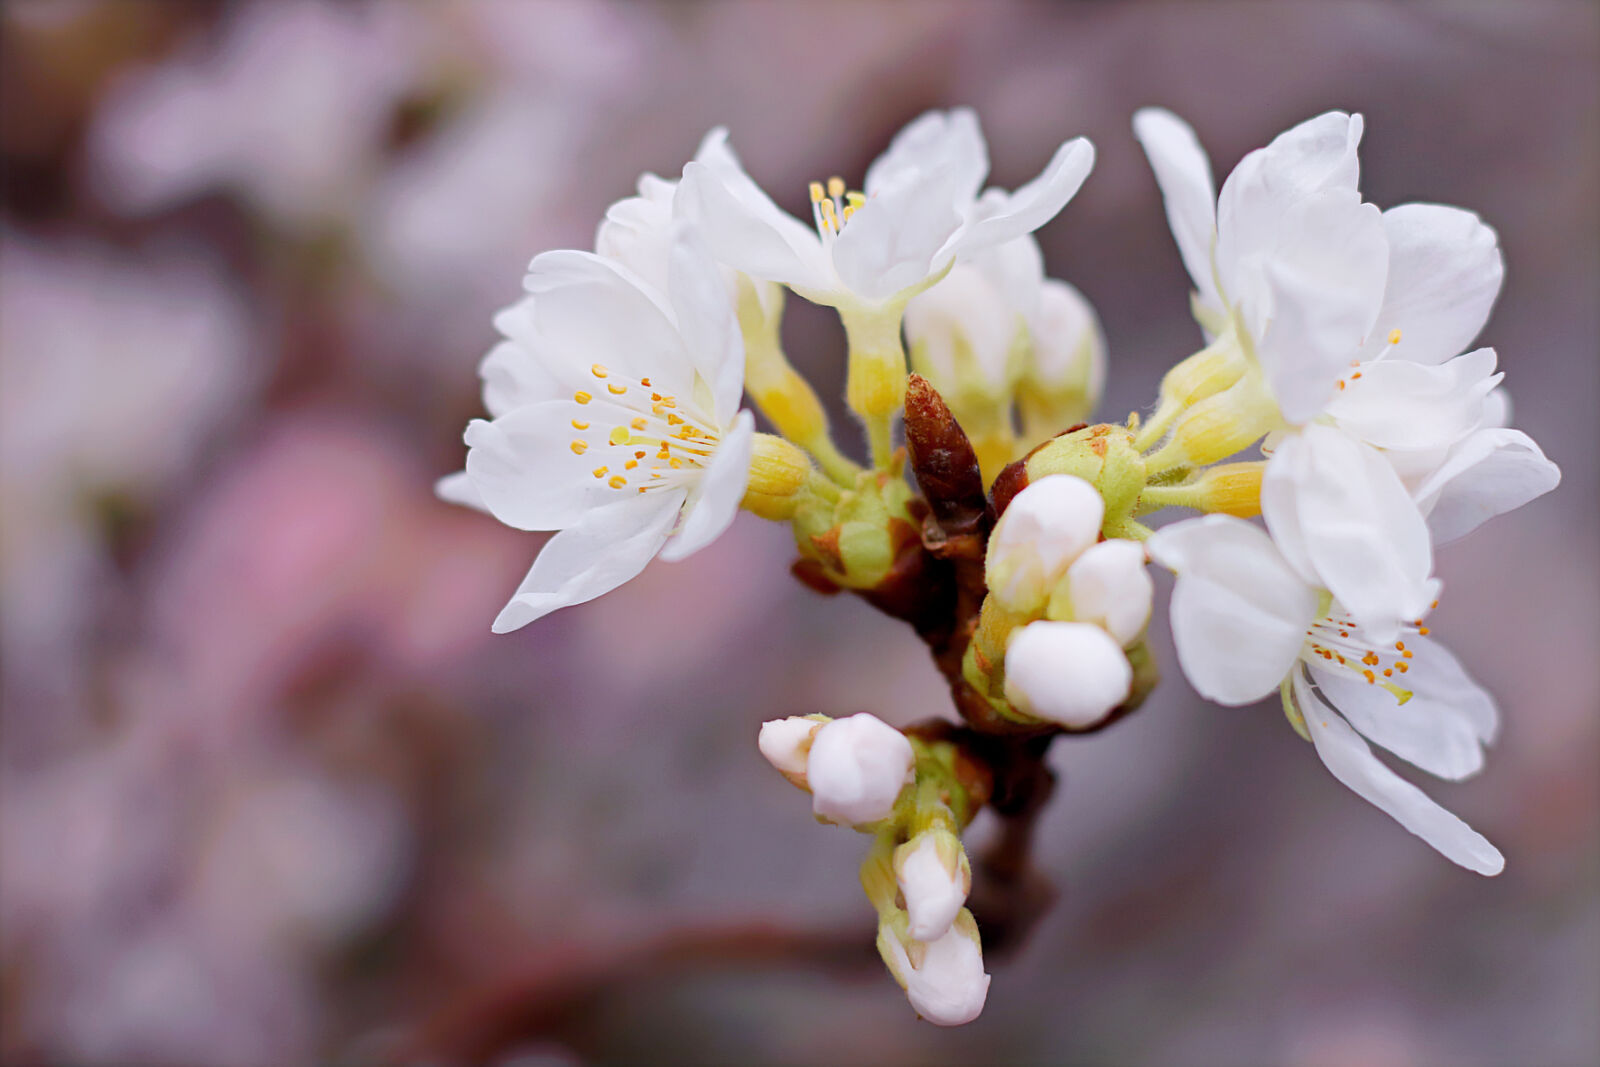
left=439, top=107, right=1558, bottom=1022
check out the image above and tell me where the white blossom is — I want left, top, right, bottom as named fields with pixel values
left=1003, top=621, right=1132, bottom=729
left=894, top=832, right=970, bottom=941
left=677, top=108, right=1093, bottom=311
left=805, top=714, right=914, bottom=826
left=986, top=474, right=1104, bottom=613
left=1147, top=515, right=1503, bottom=874
left=438, top=228, right=753, bottom=632
left=878, top=911, right=991, bottom=1026
left=1136, top=108, right=1559, bottom=639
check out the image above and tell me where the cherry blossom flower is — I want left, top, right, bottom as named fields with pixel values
left=438, top=229, right=753, bottom=631
left=1147, top=514, right=1503, bottom=874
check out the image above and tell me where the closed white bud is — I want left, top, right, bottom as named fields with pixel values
left=904, top=263, right=1019, bottom=399
left=1060, top=539, right=1154, bottom=646
left=878, top=910, right=991, bottom=1026
left=806, top=713, right=914, bottom=826
left=986, top=475, right=1104, bottom=614
left=1003, top=620, right=1131, bottom=728
left=1025, top=279, right=1106, bottom=400
left=758, top=716, right=822, bottom=785
left=895, top=831, right=970, bottom=941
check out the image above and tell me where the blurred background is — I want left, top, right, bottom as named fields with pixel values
left=1, top=2, right=1595, bottom=1065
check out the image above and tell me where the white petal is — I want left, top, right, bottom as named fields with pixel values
left=658, top=410, right=754, bottom=562
left=952, top=138, right=1095, bottom=255
left=904, top=263, right=1017, bottom=393
left=1146, top=515, right=1317, bottom=705
left=522, top=250, right=695, bottom=397
left=965, top=232, right=1045, bottom=323
left=1246, top=195, right=1389, bottom=424
left=1064, top=539, right=1153, bottom=647
left=1412, top=427, right=1561, bottom=543
left=478, top=338, right=564, bottom=417
left=594, top=183, right=675, bottom=291
left=490, top=490, right=683, bottom=633
left=806, top=713, right=914, bottom=826
left=757, top=716, right=821, bottom=778
left=433, top=470, right=488, bottom=513
left=667, top=225, right=744, bottom=425
left=1296, top=672, right=1504, bottom=875
left=464, top=393, right=686, bottom=532
left=896, top=834, right=967, bottom=941
left=675, top=159, right=832, bottom=294
left=865, top=108, right=988, bottom=205
left=1261, top=425, right=1435, bottom=643
left=1003, top=621, right=1131, bottom=728
left=1028, top=278, right=1106, bottom=397
left=1306, top=637, right=1493, bottom=780
left=1218, top=112, right=1364, bottom=249
left=986, top=475, right=1104, bottom=611
left=1369, top=203, right=1504, bottom=366
left=1132, top=107, right=1220, bottom=312
left=1325, top=347, right=1500, bottom=452
left=879, top=914, right=990, bottom=1026
left=832, top=168, right=966, bottom=303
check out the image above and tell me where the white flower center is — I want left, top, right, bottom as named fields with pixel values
left=808, top=176, right=866, bottom=244
left=1300, top=593, right=1437, bottom=705
left=567, top=364, right=721, bottom=494
left=1335, top=328, right=1402, bottom=392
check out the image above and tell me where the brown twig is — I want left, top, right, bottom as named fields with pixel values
left=398, top=921, right=875, bottom=1065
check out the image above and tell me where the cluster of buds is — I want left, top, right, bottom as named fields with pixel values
left=438, top=106, right=1559, bottom=1023
left=759, top=713, right=989, bottom=1025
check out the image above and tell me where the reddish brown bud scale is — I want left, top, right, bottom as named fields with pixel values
left=903, top=375, right=990, bottom=537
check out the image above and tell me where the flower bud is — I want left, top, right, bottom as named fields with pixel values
left=905, top=264, right=1019, bottom=402
left=1052, top=539, right=1153, bottom=647
left=807, top=713, right=914, bottom=826
left=1018, top=279, right=1106, bottom=434
left=758, top=715, right=823, bottom=787
left=1003, top=620, right=1132, bottom=728
left=986, top=475, right=1103, bottom=614
left=877, top=909, right=991, bottom=1026
left=741, top=433, right=814, bottom=519
left=894, top=830, right=970, bottom=941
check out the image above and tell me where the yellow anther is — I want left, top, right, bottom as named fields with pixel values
left=624, top=460, right=638, bottom=470
left=640, top=377, right=652, bottom=388
left=608, top=475, right=627, bottom=489
left=607, top=383, right=627, bottom=395
left=827, top=176, right=845, bottom=199
left=633, top=450, right=646, bottom=459
left=1388, top=329, right=1402, bottom=345
left=669, top=457, right=683, bottom=469
left=570, top=440, right=588, bottom=455
left=591, top=363, right=608, bottom=378
left=1418, top=625, right=1431, bottom=635
left=574, top=391, right=592, bottom=405
left=820, top=199, right=839, bottom=233
left=609, top=426, right=630, bottom=445
left=592, top=466, right=608, bottom=478
left=666, top=413, right=685, bottom=426
left=809, top=181, right=825, bottom=202
left=842, top=204, right=856, bottom=222
left=1363, top=669, right=1376, bottom=683
left=631, top=418, right=647, bottom=431
left=1402, top=649, right=1414, bottom=659
left=571, top=419, right=589, bottom=430
left=846, top=191, right=866, bottom=208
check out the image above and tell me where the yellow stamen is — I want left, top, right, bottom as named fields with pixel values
left=574, top=391, right=592, bottom=405
left=591, top=364, right=608, bottom=378
left=570, top=440, right=588, bottom=455
left=1388, top=328, right=1402, bottom=344
left=608, top=475, right=627, bottom=489
left=592, top=466, right=608, bottom=478
left=827, top=176, right=845, bottom=199
left=571, top=419, right=589, bottom=430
